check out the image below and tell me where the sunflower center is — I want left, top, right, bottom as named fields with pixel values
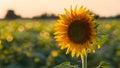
left=67, top=20, right=90, bottom=44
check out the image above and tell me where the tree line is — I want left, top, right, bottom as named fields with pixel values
left=3, top=10, right=120, bottom=20
left=4, top=10, right=58, bottom=20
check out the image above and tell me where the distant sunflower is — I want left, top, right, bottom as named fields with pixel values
left=54, top=6, right=98, bottom=58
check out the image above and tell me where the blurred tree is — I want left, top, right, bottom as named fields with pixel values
left=4, top=10, right=21, bottom=20
left=33, top=13, right=58, bottom=19
left=40, top=13, right=49, bottom=19
left=115, top=14, right=120, bottom=19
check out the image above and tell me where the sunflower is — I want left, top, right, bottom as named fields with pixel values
left=54, top=6, right=98, bottom=58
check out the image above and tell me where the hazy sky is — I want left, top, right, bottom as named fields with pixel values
left=0, top=0, right=120, bottom=19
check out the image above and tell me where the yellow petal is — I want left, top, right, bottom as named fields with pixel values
left=76, top=52, right=80, bottom=58
left=58, top=14, right=67, bottom=20
left=73, top=5, right=78, bottom=16
left=64, top=8, right=72, bottom=19
left=71, top=48, right=75, bottom=57
left=66, top=44, right=70, bottom=54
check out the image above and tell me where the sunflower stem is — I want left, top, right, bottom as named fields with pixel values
left=81, top=55, right=87, bottom=68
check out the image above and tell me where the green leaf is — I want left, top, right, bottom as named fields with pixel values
left=54, top=62, right=78, bottom=68
left=96, top=61, right=111, bottom=68
left=98, top=34, right=108, bottom=44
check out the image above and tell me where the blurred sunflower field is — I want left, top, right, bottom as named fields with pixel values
left=0, top=19, right=120, bottom=68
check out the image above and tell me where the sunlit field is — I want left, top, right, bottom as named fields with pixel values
left=0, top=19, right=120, bottom=68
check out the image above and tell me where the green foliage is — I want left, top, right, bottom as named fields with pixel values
left=0, top=19, right=120, bottom=68
left=97, top=61, right=110, bottom=68
left=54, top=62, right=78, bottom=68
left=98, top=34, right=108, bottom=45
